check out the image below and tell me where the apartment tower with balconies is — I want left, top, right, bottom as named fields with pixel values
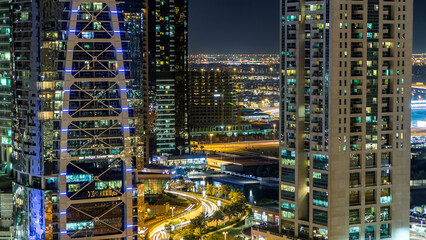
left=279, top=0, right=412, bottom=239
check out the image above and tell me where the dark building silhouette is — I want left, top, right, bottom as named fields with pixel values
left=144, top=0, right=188, bottom=156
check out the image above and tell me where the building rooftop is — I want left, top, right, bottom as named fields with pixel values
left=211, top=174, right=260, bottom=186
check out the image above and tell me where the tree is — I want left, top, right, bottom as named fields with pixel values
left=229, top=202, right=247, bottom=216
left=189, top=213, right=207, bottom=235
left=211, top=185, right=218, bottom=196
left=177, top=145, right=185, bottom=155
left=205, top=184, right=214, bottom=196
left=181, top=229, right=199, bottom=240
left=209, top=210, right=224, bottom=227
left=200, top=145, right=205, bottom=154
left=220, top=205, right=233, bottom=218
left=219, top=185, right=231, bottom=199
left=168, top=180, right=177, bottom=189
left=228, top=189, right=246, bottom=204
left=186, top=182, right=195, bottom=192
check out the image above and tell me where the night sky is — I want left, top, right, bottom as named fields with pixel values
left=189, top=0, right=426, bottom=54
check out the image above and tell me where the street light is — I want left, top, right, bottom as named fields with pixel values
left=202, top=175, right=206, bottom=190
left=223, top=231, right=228, bottom=240
left=170, top=206, right=175, bottom=218
left=209, top=133, right=214, bottom=145
left=179, top=219, right=184, bottom=232
left=227, top=126, right=231, bottom=150
left=273, top=124, right=276, bottom=140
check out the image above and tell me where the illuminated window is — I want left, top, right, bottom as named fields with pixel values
left=287, top=15, right=297, bottom=21
left=380, top=188, right=392, bottom=204
left=349, top=209, right=360, bottom=224
left=365, top=207, right=376, bottom=223
left=349, top=227, right=360, bottom=240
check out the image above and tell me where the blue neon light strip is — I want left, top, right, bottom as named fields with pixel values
left=62, top=109, right=69, bottom=112
left=123, top=126, right=130, bottom=129
left=126, top=168, right=132, bottom=172
left=71, top=9, right=78, bottom=13
left=61, top=231, right=67, bottom=234
left=60, top=172, right=66, bottom=176
left=118, top=69, right=125, bottom=72
left=65, top=69, right=72, bottom=73
left=111, top=10, right=118, bottom=14
left=61, top=148, right=67, bottom=152
left=114, top=30, right=121, bottom=33
left=61, top=129, right=68, bottom=132
left=60, top=211, right=67, bottom=215
left=116, top=49, right=123, bottom=53
left=127, top=224, right=134, bottom=228
left=122, top=107, right=128, bottom=110
left=69, top=29, right=76, bottom=33
left=120, top=88, right=127, bottom=91
left=126, top=187, right=132, bottom=191
left=60, top=192, right=67, bottom=195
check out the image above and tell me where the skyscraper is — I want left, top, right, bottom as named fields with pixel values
left=11, top=0, right=145, bottom=239
left=144, top=0, right=188, bottom=156
left=280, top=0, right=412, bottom=239
left=188, top=70, right=237, bottom=135
left=0, top=0, right=11, bottom=174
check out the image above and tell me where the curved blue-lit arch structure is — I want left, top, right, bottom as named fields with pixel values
left=12, top=0, right=146, bottom=239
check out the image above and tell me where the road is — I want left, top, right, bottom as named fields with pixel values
left=199, top=140, right=279, bottom=158
left=149, top=191, right=219, bottom=240
left=144, top=191, right=201, bottom=233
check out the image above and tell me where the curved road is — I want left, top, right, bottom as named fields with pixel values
left=149, top=191, right=219, bottom=240
left=145, top=192, right=200, bottom=233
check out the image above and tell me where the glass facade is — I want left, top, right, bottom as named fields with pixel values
left=145, top=0, right=188, bottom=156
left=0, top=0, right=11, bottom=174
left=11, top=0, right=145, bottom=238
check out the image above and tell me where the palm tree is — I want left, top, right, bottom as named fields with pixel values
left=209, top=210, right=224, bottom=227
left=186, top=182, right=195, bottom=192
left=190, top=213, right=207, bottom=234
left=220, top=205, right=233, bottom=219
left=219, top=185, right=231, bottom=199
left=168, top=180, right=176, bottom=190
left=211, top=185, right=218, bottom=197
left=177, top=145, right=185, bottom=155
left=205, top=184, right=214, bottom=196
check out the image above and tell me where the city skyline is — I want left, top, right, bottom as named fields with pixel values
left=189, top=0, right=425, bottom=54
left=1, top=0, right=423, bottom=239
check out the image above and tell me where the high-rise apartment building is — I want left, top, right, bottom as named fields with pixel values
left=144, top=0, right=188, bottom=156
left=280, top=0, right=412, bottom=239
left=188, top=70, right=237, bottom=134
left=0, top=0, right=11, bottom=174
left=11, top=1, right=145, bottom=239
